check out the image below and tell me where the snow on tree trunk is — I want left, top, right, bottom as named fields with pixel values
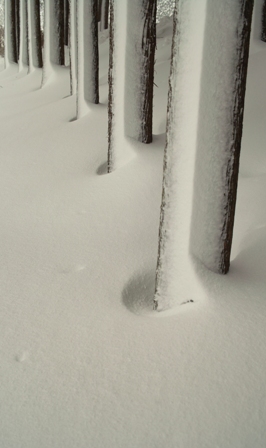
left=18, top=0, right=29, bottom=71
left=28, top=0, right=43, bottom=71
left=100, top=0, right=109, bottom=30
left=69, top=0, right=77, bottom=95
left=4, top=0, right=18, bottom=67
left=64, top=0, right=69, bottom=46
left=108, top=0, right=156, bottom=172
left=42, top=0, right=65, bottom=85
left=154, top=0, right=207, bottom=311
left=15, top=0, right=20, bottom=60
left=261, top=0, right=266, bottom=41
left=76, top=0, right=99, bottom=118
left=154, top=0, right=253, bottom=311
left=190, top=0, right=253, bottom=275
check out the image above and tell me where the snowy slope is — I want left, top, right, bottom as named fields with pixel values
left=0, top=11, right=266, bottom=448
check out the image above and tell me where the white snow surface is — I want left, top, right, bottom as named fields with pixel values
left=0, top=9, right=266, bottom=448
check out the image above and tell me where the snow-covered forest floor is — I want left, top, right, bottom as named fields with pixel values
left=0, top=16, right=266, bottom=448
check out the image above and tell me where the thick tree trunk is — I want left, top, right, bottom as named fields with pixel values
left=154, top=0, right=254, bottom=311
left=108, top=0, right=156, bottom=172
left=4, top=0, right=18, bottom=66
left=261, top=0, right=266, bottom=41
left=76, top=0, right=99, bottom=118
left=42, top=0, right=64, bottom=85
left=69, top=0, right=77, bottom=95
left=18, top=0, right=29, bottom=71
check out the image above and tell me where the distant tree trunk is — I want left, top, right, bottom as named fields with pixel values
left=15, top=0, right=20, bottom=59
left=18, top=0, right=29, bottom=71
left=108, top=0, right=156, bottom=173
left=154, top=0, right=254, bottom=311
left=64, top=0, right=69, bottom=46
left=76, top=0, right=99, bottom=118
left=100, top=0, right=109, bottom=30
left=97, top=0, right=102, bottom=22
left=42, top=0, right=64, bottom=85
left=28, top=0, right=43, bottom=70
left=4, top=0, right=18, bottom=67
left=261, top=0, right=266, bottom=41
left=69, top=0, right=77, bottom=95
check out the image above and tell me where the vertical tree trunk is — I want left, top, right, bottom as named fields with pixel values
left=42, top=0, right=64, bottom=85
left=261, top=0, right=266, bottom=41
left=4, top=0, right=18, bottom=67
left=76, top=0, right=99, bottom=118
left=97, top=0, right=102, bottom=22
left=100, top=0, right=109, bottom=30
left=154, top=0, right=254, bottom=311
left=18, top=0, right=29, bottom=71
left=108, top=0, right=157, bottom=173
left=69, top=0, right=77, bottom=95
left=64, top=0, right=69, bottom=46
left=28, top=0, right=43, bottom=70
left=15, top=0, right=20, bottom=60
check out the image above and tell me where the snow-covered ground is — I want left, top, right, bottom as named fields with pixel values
left=0, top=14, right=266, bottom=448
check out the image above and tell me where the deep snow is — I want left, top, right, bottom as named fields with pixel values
left=0, top=9, right=266, bottom=448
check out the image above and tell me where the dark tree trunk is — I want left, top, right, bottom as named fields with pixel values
left=69, top=0, right=77, bottom=95
left=139, top=0, right=156, bottom=143
left=15, top=0, right=20, bottom=60
left=107, top=0, right=114, bottom=172
left=8, top=0, right=18, bottom=63
left=97, top=0, right=102, bottom=22
left=57, top=0, right=65, bottom=65
left=261, top=0, right=266, bottom=42
left=219, top=0, right=254, bottom=273
left=19, top=0, right=29, bottom=69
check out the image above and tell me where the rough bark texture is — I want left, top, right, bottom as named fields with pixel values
left=261, top=0, right=266, bottom=41
left=57, top=0, right=65, bottom=65
left=107, top=0, right=114, bottom=172
left=139, top=0, right=156, bottom=143
left=90, top=0, right=99, bottom=103
left=219, top=0, right=254, bottom=273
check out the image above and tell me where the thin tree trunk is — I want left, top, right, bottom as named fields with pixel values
left=76, top=0, right=99, bottom=118
left=69, top=0, right=77, bottom=95
left=261, top=0, right=266, bottom=41
left=18, top=0, right=29, bottom=71
left=28, top=0, right=43, bottom=70
left=15, top=0, right=20, bottom=59
left=100, top=0, right=109, bottom=30
left=4, top=0, right=18, bottom=66
left=64, top=0, right=69, bottom=46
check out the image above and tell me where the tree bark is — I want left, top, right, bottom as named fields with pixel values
left=69, top=0, right=77, bottom=95
left=28, top=0, right=43, bottom=69
left=108, top=0, right=156, bottom=173
left=15, top=0, right=20, bottom=60
left=77, top=0, right=99, bottom=118
left=4, top=0, right=18, bottom=66
left=261, top=0, right=266, bottom=41
left=100, top=0, right=109, bottom=30
left=64, top=0, right=69, bottom=46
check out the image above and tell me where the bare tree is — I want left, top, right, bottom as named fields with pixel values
left=154, top=0, right=254, bottom=311
left=69, top=0, right=77, bottom=95
left=76, top=0, right=99, bottom=118
left=18, top=0, right=29, bottom=71
left=261, top=0, right=266, bottom=41
left=28, top=0, right=43, bottom=70
left=4, top=0, right=18, bottom=67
